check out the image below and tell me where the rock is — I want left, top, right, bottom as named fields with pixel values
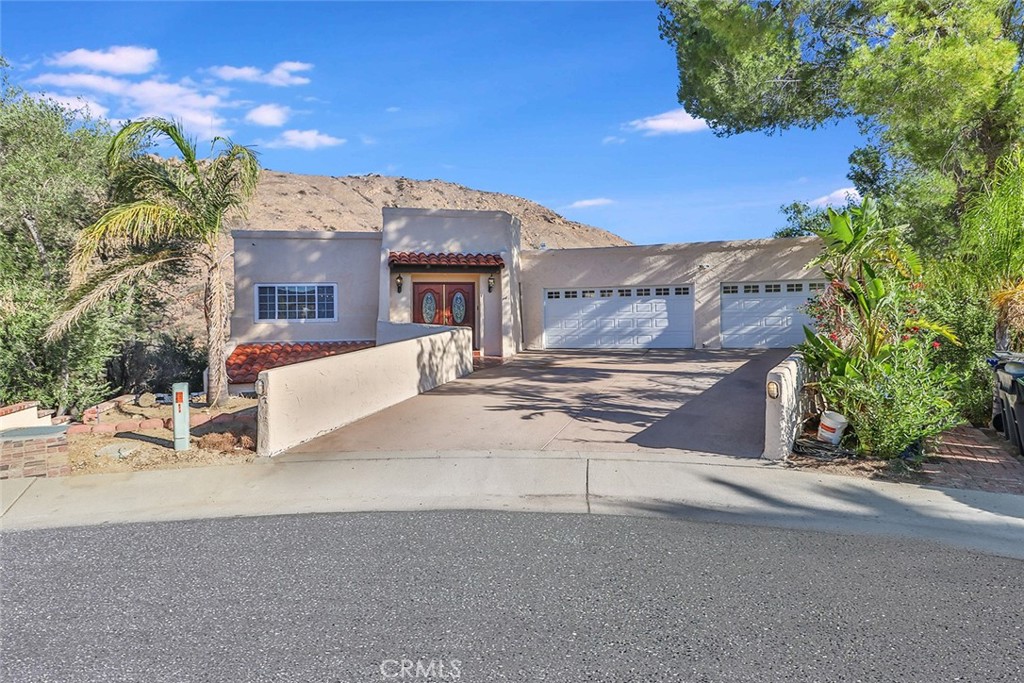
left=96, top=443, right=140, bottom=459
left=137, top=392, right=158, bottom=408
left=139, top=418, right=164, bottom=430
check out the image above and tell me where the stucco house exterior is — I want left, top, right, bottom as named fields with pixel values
left=226, top=207, right=824, bottom=391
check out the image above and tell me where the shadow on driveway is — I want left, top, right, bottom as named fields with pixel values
left=627, top=349, right=790, bottom=457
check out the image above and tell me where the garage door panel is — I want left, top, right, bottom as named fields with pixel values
left=545, top=286, right=694, bottom=349
left=721, top=281, right=821, bottom=349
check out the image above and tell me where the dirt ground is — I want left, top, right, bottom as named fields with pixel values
left=68, top=397, right=258, bottom=475
left=782, top=453, right=930, bottom=484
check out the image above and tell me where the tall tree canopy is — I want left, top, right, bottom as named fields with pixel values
left=658, top=1, right=1024, bottom=223
left=0, top=59, right=137, bottom=413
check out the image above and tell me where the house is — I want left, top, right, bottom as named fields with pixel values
left=226, top=208, right=823, bottom=390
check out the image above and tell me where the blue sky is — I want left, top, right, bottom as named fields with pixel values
left=3, top=1, right=864, bottom=244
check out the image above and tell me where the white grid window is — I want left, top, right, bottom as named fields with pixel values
left=722, top=285, right=739, bottom=295
left=675, top=286, right=690, bottom=296
left=564, top=290, right=579, bottom=299
left=765, top=284, right=781, bottom=293
left=256, top=284, right=336, bottom=321
left=636, top=288, right=651, bottom=296
left=809, top=282, right=827, bottom=292
left=582, top=290, right=595, bottom=298
left=599, top=289, right=613, bottom=298
left=786, top=283, right=803, bottom=293
left=655, top=287, right=670, bottom=296
left=743, top=284, right=760, bottom=294
left=547, top=291, right=561, bottom=299
left=618, top=288, right=632, bottom=297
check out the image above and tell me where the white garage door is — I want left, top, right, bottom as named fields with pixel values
left=544, top=285, right=694, bottom=349
left=720, top=281, right=825, bottom=348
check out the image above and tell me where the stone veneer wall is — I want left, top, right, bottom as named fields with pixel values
left=0, top=429, right=70, bottom=479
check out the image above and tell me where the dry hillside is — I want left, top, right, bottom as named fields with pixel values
left=162, top=171, right=628, bottom=337
left=226, top=170, right=630, bottom=249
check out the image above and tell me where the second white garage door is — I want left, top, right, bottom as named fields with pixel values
left=720, top=281, right=825, bottom=348
left=543, top=285, right=694, bottom=349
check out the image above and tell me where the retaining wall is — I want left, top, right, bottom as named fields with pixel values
left=257, top=326, right=474, bottom=457
left=761, top=352, right=809, bottom=460
left=0, top=426, right=70, bottom=479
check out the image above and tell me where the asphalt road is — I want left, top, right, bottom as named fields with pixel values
left=3, top=511, right=1022, bottom=683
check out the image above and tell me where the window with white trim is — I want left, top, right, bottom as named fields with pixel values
left=655, top=287, right=670, bottom=296
left=675, top=286, right=690, bottom=296
left=743, top=284, right=760, bottom=294
left=765, top=284, right=781, bottom=293
left=786, top=283, right=803, bottom=293
left=256, top=284, right=337, bottom=321
left=722, top=285, right=739, bottom=294
left=547, top=291, right=561, bottom=299
left=599, top=289, right=613, bottom=298
left=809, top=282, right=827, bottom=292
left=564, top=290, right=579, bottom=299
left=636, top=287, right=651, bottom=296
left=582, top=290, right=596, bottom=298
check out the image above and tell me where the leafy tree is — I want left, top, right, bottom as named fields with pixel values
left=0, top=59, right=137, bottom=413
left=773, top=201, right=830, bottom=238
left=47, top=118, right=260, bottom=407
left=957, top=150, right=1024, bottom=351
left=658, top=1, right=1024, bottom=220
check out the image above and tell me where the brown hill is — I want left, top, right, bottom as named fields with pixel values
left=162, top=171, right=629, bottom=338
left=226, top=171, right=630, bottom=249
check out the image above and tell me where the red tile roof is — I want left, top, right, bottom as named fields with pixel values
left=226, top=341, right=374, bottom=384
left=388, top=251, right=505, bottom=268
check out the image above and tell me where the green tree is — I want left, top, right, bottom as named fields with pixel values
left=957, top=150, right=1024, bottom=350
left=47, top=118, right=260, bottom=407
left=773, top=200, right=831, bottom=238
left=658, top=1, right=1024, bottom=219
left=0, top=59, right=136, bottom=413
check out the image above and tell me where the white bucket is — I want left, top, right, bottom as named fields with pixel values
left=817, top=411, right=849, bottom=445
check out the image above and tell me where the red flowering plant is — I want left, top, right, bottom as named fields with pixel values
left=799, top=199, right=961, bottom=459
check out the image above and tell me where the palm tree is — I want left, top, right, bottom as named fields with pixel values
left=959, top=151, right=1024, bottom=351
left=46, top=118, right=260, bottom=407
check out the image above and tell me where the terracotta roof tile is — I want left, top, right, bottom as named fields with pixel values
left=388, top=251, right=505, bottom=268
left=226, top=341, right=374, bottom=384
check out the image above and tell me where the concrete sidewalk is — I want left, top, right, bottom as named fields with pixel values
left=3, top=450, right=1023, bottom=559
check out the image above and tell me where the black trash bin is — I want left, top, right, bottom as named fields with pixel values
left=1014, top=376, right=1024, bottom=458
left=995, top=360, right=1024, bottom=454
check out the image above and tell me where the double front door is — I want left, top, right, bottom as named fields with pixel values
left=412, top=282, right=477, bottom=348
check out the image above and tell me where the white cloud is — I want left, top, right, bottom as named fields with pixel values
left=245, top=104, right=290, bottom=126
left=36, top=93, right=109, bottom=117
left=266, top=129, right=345, bottom=150
left=49, top=45, right=158, bottom=75
left=567, top=198, right=615, bottom=209
left=809, top=187, right=862, bottom=208
left=31, top=72, right=229, bottom=139
left=33, top=72, right=128, bottom=95
left=385, top=106, right=400, bottom=113
left=602, top=136, right=625, bottom=145
left=209, top=61, right=313, bottom=86
left=625, top=108, right=708, bottom=135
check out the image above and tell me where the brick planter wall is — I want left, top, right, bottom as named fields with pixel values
left=0, top=427, right=70, bottom=479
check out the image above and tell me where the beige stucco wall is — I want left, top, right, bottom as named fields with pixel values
left=232, top=230, right=382, bottom=343
left=378, top=208, right=522, bottom=357
left=762, top=352, right=809, bottom=460
left=256, top=327, right=473, bottom=457
left=520, top=237, right=823, bottom=350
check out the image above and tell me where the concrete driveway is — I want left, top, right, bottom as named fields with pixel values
left=284, top=349, right=790, bottom=459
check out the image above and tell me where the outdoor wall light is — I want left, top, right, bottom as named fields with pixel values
left=395, top=273, right=403, bottom=293
left=487, top=274, right=495, bottom=293
left=766, top=381, right=780, bottom=399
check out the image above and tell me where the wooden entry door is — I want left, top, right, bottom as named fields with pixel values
left=412, top=282, right=477, bottom=348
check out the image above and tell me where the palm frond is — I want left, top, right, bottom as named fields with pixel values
left=46, top=251, right=186, bottom=342
left=992, top=280, right=1024, bottom=332
left=109, top=118, right=199, bottom=178
left=70, top=201, right=189, bottom=280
